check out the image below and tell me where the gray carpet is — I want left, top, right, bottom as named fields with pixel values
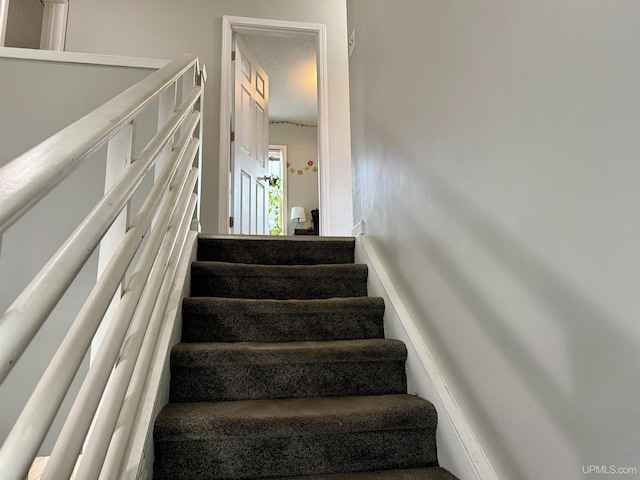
left=153, top=236, right=458, bottom=480
left=190, top=262, right=369, bottom=299
left=196, top=235, right=356, bottom=265
left=181, top=297, right=386, bottom=342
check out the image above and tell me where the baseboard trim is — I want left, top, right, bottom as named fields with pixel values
left=355, top=234, right=498, bottom=480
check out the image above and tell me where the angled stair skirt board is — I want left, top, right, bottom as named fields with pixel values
left=354, top=234, right=498, bottom=480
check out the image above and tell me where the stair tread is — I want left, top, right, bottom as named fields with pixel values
left=267, top=467, right=458, bottom=480
left=182, top=296, right=385, bottom=314
left=199, top=235, right=355, bottom=243
left=154, top=394, right=436, bottom=442
left=171, top=338, right=407, bottom=366
left=192, top=261, right=367, bottom=276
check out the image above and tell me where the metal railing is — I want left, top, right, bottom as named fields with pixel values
left=0, top=53, right=205, bottom=479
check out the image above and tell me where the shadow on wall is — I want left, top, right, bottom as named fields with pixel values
left=392, top=171, right=639, bottom=476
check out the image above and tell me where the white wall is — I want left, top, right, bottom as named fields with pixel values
left=269, top=122, right=319, bottom=233
left=0, top=48, right=162, bottom=454
left=0, top=48, right=163, bottom=164
left=64, top=0, right=353, bottom=235
left=347, top=1, right=640, bottom=479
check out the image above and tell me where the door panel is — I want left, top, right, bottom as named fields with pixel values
left=256, top=103, right=267, bottom=168
left=231, top=35, right=269, bottom=234
left=239, top=86, right=252, bottom=156
left=240, top=170, right=251, bottom=234
left=256, top=181, right=266, bottom=235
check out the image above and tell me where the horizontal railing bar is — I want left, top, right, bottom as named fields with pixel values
left=102, top=193, right=197, bottom=480
left=118, top=230, right=199, bottom=480
left=42, top=145, right=199, bottom=480
left=30, top=135, right=199, bottom=480
left=79, top=175, right=198, bottom=480
left=42, top=160, right=198, bottom=480
left=0, top=114, right=201, bottom=480
left=42, top=140, right=198, bottom=480
left=0, top=88, right=201, bottom=386
left=0, top=54, right=198, bottom=235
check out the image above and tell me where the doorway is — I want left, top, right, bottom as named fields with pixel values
left=267, top=145, right=287, bottom=235
left=218, top=15, right=331, bottom=236
left=0, top=0, right=68, bottom=50
left=1, top=0, right=43, bottom=48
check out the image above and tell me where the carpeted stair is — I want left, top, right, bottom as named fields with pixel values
left=153, top=236, right=458, bottom=480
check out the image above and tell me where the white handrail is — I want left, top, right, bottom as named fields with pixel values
left=0, top=53, right=204, bottom=480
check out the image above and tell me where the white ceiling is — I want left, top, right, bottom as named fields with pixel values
left=239, top=34, right=318, bottom=124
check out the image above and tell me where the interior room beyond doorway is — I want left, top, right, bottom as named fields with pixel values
left=237, top=33, right=319, bottom=236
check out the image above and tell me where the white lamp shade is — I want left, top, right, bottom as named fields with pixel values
left=290, top=206, right=306, bottom=222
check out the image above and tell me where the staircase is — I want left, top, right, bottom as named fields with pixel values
left=153, top=236, right=457, bottom=480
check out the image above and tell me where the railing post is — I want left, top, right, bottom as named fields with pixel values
left=93, top=122, right=133, bottom=363
left=154, top=83, right=177, bottom=228
left=192, top=66, right=205, bottom=230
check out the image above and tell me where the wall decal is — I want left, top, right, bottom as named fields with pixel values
left=288, top=160, right=317, bottom=175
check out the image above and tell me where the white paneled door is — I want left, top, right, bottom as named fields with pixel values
left=231, top=35, right=270, bottom=235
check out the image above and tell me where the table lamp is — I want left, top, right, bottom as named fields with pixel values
left=290, top=206, right=306, bottom=229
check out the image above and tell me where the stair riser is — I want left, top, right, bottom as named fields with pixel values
left=190, top=273, right=368, bottom=299
left=181, top=298, right=385, bottom=343
left=169, top=361, right=407, bottom=402
left=181, top=314, right=384, bottom=342
left=153, top=429, right=438, bottom=480
left=197, top=237, right=356, bottom=265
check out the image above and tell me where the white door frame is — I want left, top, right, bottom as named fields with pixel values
left=0, top=0, right=8, bottom=45
left=218, top=15, right=331, bottom=235
left=268, top=144, right=288, bottom=235
left=40, top=0, right=69, bottom=51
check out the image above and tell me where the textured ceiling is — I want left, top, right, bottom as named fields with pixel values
left=239, top=34, right=318, bottom=124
